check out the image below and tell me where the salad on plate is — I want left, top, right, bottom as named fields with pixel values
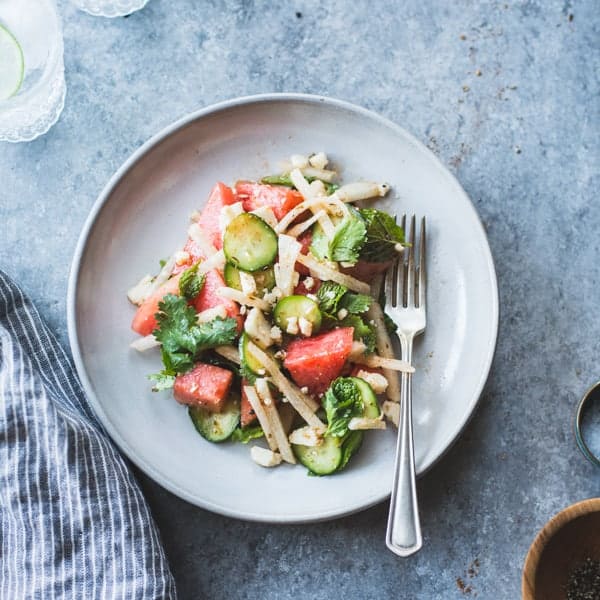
left=127, top=152, right=413, bottom=475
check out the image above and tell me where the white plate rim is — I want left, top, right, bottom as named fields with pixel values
left=67, top=93, right=499, bottom=523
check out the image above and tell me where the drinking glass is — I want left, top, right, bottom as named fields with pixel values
left=71, top=0, right=150, bottom=18
left=0, top=0, right=66, bottom=143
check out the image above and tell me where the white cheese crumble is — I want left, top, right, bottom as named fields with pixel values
left=303, top=277, right=315, bottom=290
left=239, top=270, right=257, bottom=296
left=298, top=317, right=313, bottom=337
left=290, top=153, right=309, bottom=168
left=355, top=370, right=389, bottom=394
left=219, top=201, right=245, bottom=234
left=250, top=446, right=282, bottom=468
left=285, top=316, right=299, bottom=335
left=337, top=308, right=348, bottom=320
left=308, top=152, right=328, bottom=170
left=174, top=250, right=190, bottom=265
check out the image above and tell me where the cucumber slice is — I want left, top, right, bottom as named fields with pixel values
left=350, top=377, right=381, bottom=418
left=223, top=213, right=278, bottom=272
left=273, top=295, right=322, bottom=335
left=0, top=24, right=24, bottom=100
left=293, top=435, right=343, bottom=475
left=239, top=332, right=275, bottom=376
left=224, top=263, right=276, bottom=293
left=189, top=394, right=240, bottom=442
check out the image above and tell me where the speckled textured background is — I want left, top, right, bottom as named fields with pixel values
left=2, top=1, right=599, bottom=598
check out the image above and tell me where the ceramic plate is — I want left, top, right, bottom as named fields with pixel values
left=68, top=94, right=498, bottom=523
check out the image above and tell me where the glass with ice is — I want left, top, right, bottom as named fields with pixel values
left=0, top=0, right=65, bottom=142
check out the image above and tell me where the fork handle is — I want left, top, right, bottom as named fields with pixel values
left=385, top=337, right=422, bottom=557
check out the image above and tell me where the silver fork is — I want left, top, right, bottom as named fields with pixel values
left=384, top=215, right=427, bottom=557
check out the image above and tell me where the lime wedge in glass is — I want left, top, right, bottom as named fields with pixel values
left=0, top=23, right=24, bottom=100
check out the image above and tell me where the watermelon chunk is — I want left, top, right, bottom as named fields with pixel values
left=194, top=268, right=243, bottom=332
left=173, top=363, right=234, bottom=412
left=284, top=327, right=354, bottom=396
left=131, top=273, right=181, bottom=336
left=235, top=182, right=303, bottom=221
left=196, top=181, right=236, bottom=251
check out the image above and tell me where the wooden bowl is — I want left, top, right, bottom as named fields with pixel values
left=522, top=498, right=600, bottom=599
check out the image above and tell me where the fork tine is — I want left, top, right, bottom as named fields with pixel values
left=385, top=258, right=396, bottom=307
left=418, top=217, right=426, bottom=308
left=400, top=215, right=407, bottom=306
left=406, top=215, right=416, bottom=307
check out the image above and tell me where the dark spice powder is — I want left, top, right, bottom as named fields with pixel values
left=566, top=558, right=600, bottom=600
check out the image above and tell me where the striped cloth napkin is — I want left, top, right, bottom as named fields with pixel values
left=0, top=271, right=177, bottom=599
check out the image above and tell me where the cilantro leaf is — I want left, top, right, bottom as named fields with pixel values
left=231, top=425, right=264, bottom=443
left=148, top=371, right=176, bottom=392
left=340, top=314, right=376, bottom=354
left=179, top=263, right=205, bottom=301
left=358, top=208, right=405, bottom=262
left=159, top=258, right=167, bottom=268
left=329, top=212, right=367, bottom=264
left=323, top=377, right=364, bottom=437
left=153, top=294, right=238, bottom=375
left=338, top=292, right=372, bottom=314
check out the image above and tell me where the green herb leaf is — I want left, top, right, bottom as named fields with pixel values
left=324, top=182, right=339, bottom=195
left=338, top=292, right=372, bottom=314
left=384, top=312, right=398, bottom=335
left=153, top=294, right=238, bottom=375
left=338, top=430, right=364, bottom=471
left=159, top=258, right=167, bottom=268
left=316, top=280, right=348, bottom=315
left=231, top=425, right=264, bottom=443
left=340, top=314, right=376, bottom=354
left=260, top=174, right=295, bottom=187
left=179, top=263, right=205, bottom=301
left=358, top=208, right=405, bottom=262
left=323, top=377, right=364, bottom=438
left=329, top=212, right=367, bottom=264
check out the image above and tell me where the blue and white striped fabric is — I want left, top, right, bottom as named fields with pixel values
left=0, top=271, right=177, bottom=599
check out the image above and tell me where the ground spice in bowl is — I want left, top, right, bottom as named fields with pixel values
left=566, top=558, right=600, bottom=600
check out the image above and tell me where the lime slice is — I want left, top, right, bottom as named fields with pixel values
left=0, top=23, right=24, bottom=100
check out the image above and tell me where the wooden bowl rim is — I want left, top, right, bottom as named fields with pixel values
left=522, top=497, right=600, bottom=599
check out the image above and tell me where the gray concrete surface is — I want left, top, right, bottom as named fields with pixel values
left=2, top=1, right=599, bottom=598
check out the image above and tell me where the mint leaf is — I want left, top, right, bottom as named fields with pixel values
left=231, top=425, right=264, bottom=443
left=179, top=263, right=205, bottom=301
left=323, top=377, right=364, bottom=437
left=358, top=208, right=405, bottom=262
left=317, top=280, right=348, bottom=315
left=338, top=292, right=372, bottom=314
left=329, top=212, right=367, bottom=264
left=153, top=294, right=238, bottom=375
left=340, top=314, right=376, bottom=354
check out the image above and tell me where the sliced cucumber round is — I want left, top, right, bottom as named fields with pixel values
left=223, top=213, right=278, bottom=272
left=0, top=24, right=24, bottom=100
left=239, top=332, right=275, bottom=377
left=189, top=393, right=240, bottom=442
left=273, top=295, right=322, bottom=335
left=224, top=263, right=276, bottom=293
left=293, top=435, right=342, bottom=475
left=350, top=377, right=381, bottom=418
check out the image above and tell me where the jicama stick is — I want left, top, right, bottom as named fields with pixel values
left=217, top=287, right=272, bottom=312
left=296, top=253, right=371, bottom=294
left=243, top=385, right=278, bottom=452
left=214, top=345, right=240, bottom=364
left=348, top=416, right=387, bottom=431
left=255, top=379, right=295, bottom=464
